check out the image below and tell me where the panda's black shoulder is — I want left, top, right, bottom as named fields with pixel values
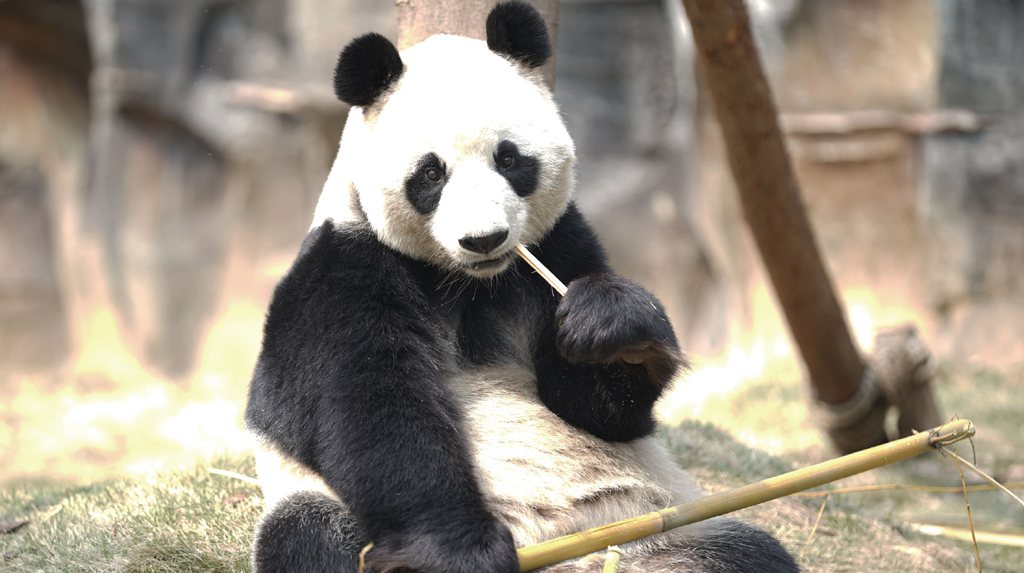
left=266, top=221, right=390, bottom=312
left=291, top=219, right=389, bottom=276
left=535, top=203, right=611, bottom=279
left=257, top=220, right=433, bottom=358
left=246, top=220, right=446, bottom=459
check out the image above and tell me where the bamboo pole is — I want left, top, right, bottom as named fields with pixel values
left=516, top=419, right=974, bottom=572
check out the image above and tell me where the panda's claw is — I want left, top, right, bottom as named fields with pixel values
left=554, top=273, right=682, bottom=370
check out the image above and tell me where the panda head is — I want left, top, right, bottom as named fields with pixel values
left=313, top=1, right=575, bottom=279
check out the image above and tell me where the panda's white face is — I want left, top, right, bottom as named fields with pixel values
left=313, top=35, right=575, bottom=278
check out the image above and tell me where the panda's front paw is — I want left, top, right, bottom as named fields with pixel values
left=364, top=518, right=518, bottom=573
left=555, top=273, right=685, bottom=383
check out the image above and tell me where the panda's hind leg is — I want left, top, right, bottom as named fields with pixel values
left=622, top=520, right=799, bottom=573
left=539, top=519, right=799, bottom=573
left=252, top=490, right=366, bottom=573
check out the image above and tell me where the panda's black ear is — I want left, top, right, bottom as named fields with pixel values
left=486, top=1, right=552, bottom=69
left=333, top=33, right=405, bottom=107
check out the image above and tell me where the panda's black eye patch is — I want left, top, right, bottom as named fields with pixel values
left=405, top=153, right=447, bottom=214
left=494, top=140, right=538, bottom=198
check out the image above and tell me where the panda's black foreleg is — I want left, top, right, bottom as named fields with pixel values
left=533, top=271, right=687, bottom=442
left=524, top=205, right=686, bottom=442
left=247, top=225, right=520, bottom=573
left=252, top=491, right=365, bottom=573
left=555, top=272, right=686, bottom=384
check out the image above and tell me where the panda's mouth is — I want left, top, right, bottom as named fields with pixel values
left=462, top=252, right=512, bottom=275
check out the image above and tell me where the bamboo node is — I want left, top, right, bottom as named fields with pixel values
left=929, top=421, right=975, bottom=448
left=602, top=546, right=622, bottom=573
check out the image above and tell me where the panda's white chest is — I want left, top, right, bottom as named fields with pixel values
left=445, top=365, right=704, bottom=547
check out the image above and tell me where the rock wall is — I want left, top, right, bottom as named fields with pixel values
left=923, top=0, right=1024, bottom=362
left=0, top=0, right=90, bottom=380
left=2, top=0, right=1023, bottom=388
left=566, top=0, right=1024, bottom=366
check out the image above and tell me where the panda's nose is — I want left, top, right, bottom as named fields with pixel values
left=459, top=229, right=509, bottom=254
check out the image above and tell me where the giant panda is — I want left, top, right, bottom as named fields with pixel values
left=244, top=2, right=799, bottom=572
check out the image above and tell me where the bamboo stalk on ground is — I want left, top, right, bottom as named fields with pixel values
left=907, top=523, right=1024, bottom=549
left=516, top=419, right=975, bottom=572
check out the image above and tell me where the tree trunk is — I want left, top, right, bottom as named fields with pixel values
left=397, top=0, right=559, bottom=89
left=680, top=0, right=889, bottom=453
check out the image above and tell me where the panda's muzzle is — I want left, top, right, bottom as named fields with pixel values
left=458, top=229, right=512, bottom=275
left=459, top=229, right=509, bottom=255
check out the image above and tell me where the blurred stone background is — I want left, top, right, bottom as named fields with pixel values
left=1, top=0, right=1022, bottom=481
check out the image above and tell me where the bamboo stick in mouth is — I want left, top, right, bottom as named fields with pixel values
left=514, top=244, right=567, bottom=296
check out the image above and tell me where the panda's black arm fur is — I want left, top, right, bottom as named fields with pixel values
left=245, top=222, right=518, bottom=573
left=529, top=205, right=686, bottom=442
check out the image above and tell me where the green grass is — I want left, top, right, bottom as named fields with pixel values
left=2, top=362, right=1019, bottom=572
left=1, top=455, right=262, bottom=572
